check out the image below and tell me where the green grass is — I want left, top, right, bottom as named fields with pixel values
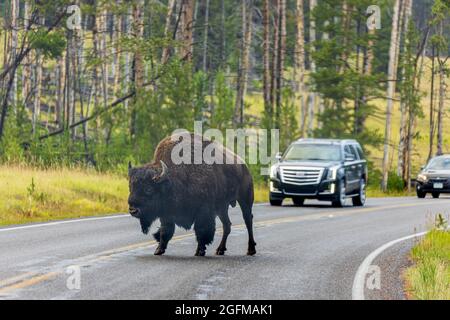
left=404, top=229, right=450, bottom=300
left=0, top=165, right=129, bottom=226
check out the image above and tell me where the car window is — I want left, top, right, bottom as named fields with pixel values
left=344, top=145, right=355, bottom=160
left=427, top=158, right=450, bottom=170
left=284, top=144, right=342, bottom=161
left=355, top=144, right=365, bottom=160
left=350, top=145, right=361, bottom=160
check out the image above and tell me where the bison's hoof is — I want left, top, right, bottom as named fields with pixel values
left=195, top=250, right=206, bottom=257
left=247, top=248, right=257, bottom=256
left=154, top=246, right=166, bottom=256
left=216, top=248, right=227, bottom=256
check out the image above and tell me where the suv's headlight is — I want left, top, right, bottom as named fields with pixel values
left=270, top=165, right=279, bottom=179
left=418, top=174, right=428, bottom=182
left=327, top=166, right=341, bottom=181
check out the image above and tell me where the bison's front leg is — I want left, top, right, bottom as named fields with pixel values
left=216, top=211, right=232, bottom=256
left=154, top=220, right=175, bottom=256
left=194, top=215, right=216, bottom=257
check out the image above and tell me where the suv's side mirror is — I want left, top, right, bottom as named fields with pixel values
left=275, top=152, right=283, bottom=162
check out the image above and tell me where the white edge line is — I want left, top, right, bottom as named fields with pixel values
left=0, top=214, right=129, bottom=233
left=0, top=203, right=269, bottom=233
left=351, top=231, right=428, bottom=300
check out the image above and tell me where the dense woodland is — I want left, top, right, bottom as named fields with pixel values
left=0, top=0, right=449, bottom=190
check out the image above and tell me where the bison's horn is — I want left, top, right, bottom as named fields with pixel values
left=154, top=161, right=169, bottom=183
left=128, top=162, right=133, bottom=176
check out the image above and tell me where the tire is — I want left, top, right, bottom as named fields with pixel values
left=332, top=180, right=346, bottom=208
left=417, top=189, right=426, bottom=199
left=432, top=192, right=440, bottom=199
left=352, top=179, right=367, bottom=207
left=270, top=199, right=283, bottom=206
left=292, top=197, right=305, bottom=206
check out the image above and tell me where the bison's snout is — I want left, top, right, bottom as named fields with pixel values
left=129, top=207, right=140, bottom=217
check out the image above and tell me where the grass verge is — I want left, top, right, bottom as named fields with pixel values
left=404, top=229, right=450, bottom=300
left=0, top=165, right=129, bottom=226
left=0, top=166, right=413, bottom=226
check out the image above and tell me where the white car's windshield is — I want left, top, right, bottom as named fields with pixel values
left=284, top=144, right=342, bottom=161
left=427, top=158, right=450, bottom=170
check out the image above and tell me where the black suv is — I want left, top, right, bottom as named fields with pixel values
left=416, top=155, right=450, bottom=199
left=269, top=139, right=368, bottom=207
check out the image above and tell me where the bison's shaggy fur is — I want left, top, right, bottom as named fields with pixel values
left=128, top=133, right=256, bottom=257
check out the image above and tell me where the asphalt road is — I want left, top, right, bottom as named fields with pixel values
left=0, top=196, right=449, bottom=300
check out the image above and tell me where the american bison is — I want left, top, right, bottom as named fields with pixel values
left=127, top=133, right=256, bottom=257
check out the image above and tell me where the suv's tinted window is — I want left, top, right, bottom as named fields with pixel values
left=350, top=145, right=361, bottom=160
left=354, top=144, right=365, bottom=160
left=344, top=145, right=356, bottom=160
left=284, top=144, right=342, bottom=161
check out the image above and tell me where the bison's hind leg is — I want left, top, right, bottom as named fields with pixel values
left=238, top=200, right=257, bottom=256
left=216, top=210, right=232, bottom=256
left=153, top=229, right=161, bottom=242
left=194, top=215, right=216, bottom=257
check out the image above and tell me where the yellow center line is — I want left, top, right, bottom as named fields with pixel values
left=0, top=200, right=447, bottom=296
left=0, top=272, right=59, bottom=296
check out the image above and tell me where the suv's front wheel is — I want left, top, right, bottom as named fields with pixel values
left=292, top=197, right=305, bottom=206
left=417, top=189, right=426, bottom=198
left=352, top=179, right=366, bottom=207
left=270, top=199, right=283, bottom=206
left=332, top=180, right=346, bottom=208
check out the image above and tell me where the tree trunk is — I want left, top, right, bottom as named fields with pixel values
left=307, top=0, right=317, bottom=136
left=112, top=1, right=122, bottom=99
left=428, top=45, right=436, bottom=161
left=32, top=15, right=46, bottom=135
left=296, top=0, right=306, bottom=136
left=202, top=0, right=210, bottom=73
left=381, top=0, right=402, bottom=192
left=9, top=0, right=19, bottom=107
left=398, top=0, right=412, bottom=178
left=180, top=0, right=196, bottom=61
left=275, top=0, right=286, bottom=129
left=56, top=52, right=66, bottom=129
left=270, top=0, right=279, bottom=113
left=22, top=0, right=33, bottom=107
left=263, top=0, right=272, bottom=129
left=234, top=0, right=253, bottom=126
left=436, top=21, right=446, bottom=156
left=161, top=0, right=176, bottom=64
left=131, top=0, right=145, bottom=139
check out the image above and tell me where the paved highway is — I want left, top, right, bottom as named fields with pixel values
left=0, top=197, right=449, bottom=300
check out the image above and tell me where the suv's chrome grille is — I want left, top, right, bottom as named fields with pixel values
left=280, top=167, right=324, bottom=186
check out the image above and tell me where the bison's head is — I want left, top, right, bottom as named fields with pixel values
left=128, top=161, right=170, bottom=234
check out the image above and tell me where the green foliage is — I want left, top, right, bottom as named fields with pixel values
left=310, top=0, right=384, bottom=149
left=209, top=71, right=235, bottom=131
left=29, top=29, right=66, bottom=60
left=279, top=88, right=299, bottom=150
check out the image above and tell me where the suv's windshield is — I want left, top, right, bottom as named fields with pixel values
left=427, top=158, right=450, bottom=170
left=284, top=144, right=342, bottom=162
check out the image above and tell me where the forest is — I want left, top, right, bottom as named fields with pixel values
left=0, top=0, right=449, bottom=192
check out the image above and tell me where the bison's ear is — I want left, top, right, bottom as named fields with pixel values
left=153, top=161, right=169, bottom=184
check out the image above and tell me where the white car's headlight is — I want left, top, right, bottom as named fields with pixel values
left=270, top=165, right=279, bottom=179
left=418, top=174, right=428, bottom=182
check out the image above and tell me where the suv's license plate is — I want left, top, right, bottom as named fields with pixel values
left=434, top=183, right=444, bottom=189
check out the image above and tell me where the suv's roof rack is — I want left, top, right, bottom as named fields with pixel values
left=295, top=138, right=358, bottom=144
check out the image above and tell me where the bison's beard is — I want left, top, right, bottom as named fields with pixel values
left=139, top=215, right=157, bottom=235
